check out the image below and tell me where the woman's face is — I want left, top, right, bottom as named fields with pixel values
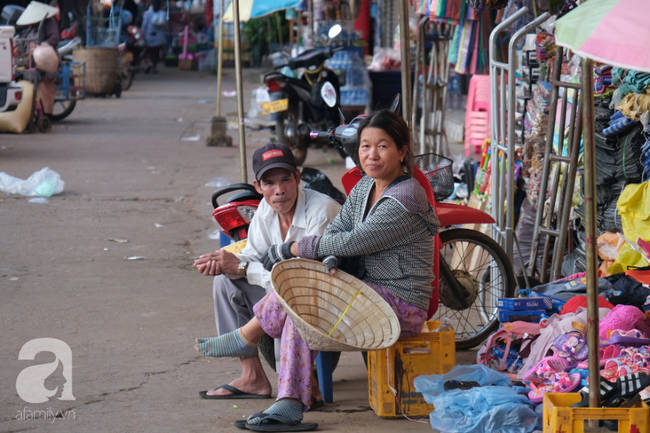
left=359, top=127, right=407, bottom=182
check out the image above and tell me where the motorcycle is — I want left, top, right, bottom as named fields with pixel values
left=263, top=24, right=348, bottom=166
left=118, top=24, right=145, bottom=91
left=311, top=94, right=516, bottom=350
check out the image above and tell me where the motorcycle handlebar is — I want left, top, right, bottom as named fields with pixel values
left=310, top=131, right=332, bottom=140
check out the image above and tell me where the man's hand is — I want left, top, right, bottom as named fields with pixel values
left=192, top=250, right=241, bottom=276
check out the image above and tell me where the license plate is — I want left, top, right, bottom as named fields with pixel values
left=262, top=99, right=288, bottom=115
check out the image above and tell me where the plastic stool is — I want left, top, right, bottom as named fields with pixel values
left=465, top=75, right=491, bottom=156
left=315, top=352, right=334, bottom=403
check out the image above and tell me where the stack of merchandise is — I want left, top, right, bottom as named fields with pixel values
left=522, top=81, right=553, bottom=206
left=497, top=296, right=553, bottom=324
left=594, top=64, right=614, bottom=95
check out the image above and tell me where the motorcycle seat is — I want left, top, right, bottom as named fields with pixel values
left=288, top=47, right=331, bottom=70
left=225, top=190, right=263, bottom=204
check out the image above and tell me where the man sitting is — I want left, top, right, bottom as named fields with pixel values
left=193, top=142, right=341, bottom=401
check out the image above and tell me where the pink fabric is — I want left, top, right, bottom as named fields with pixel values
left=254, top=284, right=427, bottom=410
left=600, top=304, right=645, bottom=339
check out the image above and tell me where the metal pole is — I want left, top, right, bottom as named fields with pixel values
left=398, top=0, right=411, bottom=124
left=582, top=57, right=600, bottom=417
left=216, top=0, right=225, bottom=116
left=307, top=0, right=313, bottom=48
left=232, top=0, right=248, bottom=183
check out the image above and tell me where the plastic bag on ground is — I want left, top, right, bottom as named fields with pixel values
left=0, top=167, right=64, bottom=197
left=414, top=370, right=537, bottom=433
left=413, top=364, right=511, bottom=397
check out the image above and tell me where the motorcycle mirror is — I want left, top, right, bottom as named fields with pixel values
left=328, top=24, right=342, bottom=39
left=320, top=81, right=337, bottom=108
left=389, top=94, right=401, bottom=113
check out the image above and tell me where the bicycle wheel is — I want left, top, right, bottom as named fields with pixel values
left=433, top=229, right=516, bottom=350
left=48, top=100, right=77, bottom=121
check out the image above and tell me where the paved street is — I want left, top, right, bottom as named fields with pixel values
left=0, top=67, right=474, bottom=432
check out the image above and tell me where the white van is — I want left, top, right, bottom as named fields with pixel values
left=0, top=26, right=22, bottom=112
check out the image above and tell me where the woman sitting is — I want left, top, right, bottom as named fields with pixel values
left=195, top=109, right=440, bottom=431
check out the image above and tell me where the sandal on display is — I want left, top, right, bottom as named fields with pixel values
left=603, top=373, right=650, bottom=408
left=609, top=330, right=650, bottom=347
left=522, top=356, right=570, bottom=386
left=528, top=372, right=581, bottom=404
left=553, top=334, right=589, bottom=361
left=570, top=380, right=618, bottom=408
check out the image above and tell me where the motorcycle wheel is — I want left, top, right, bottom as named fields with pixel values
left=258, top=334, right=341, bottom=373
left=432, top=229, right=516, bottom=350
left=47, top=100, right=77, bottom=121
left=275, top=109, right=307, bottom=166
left=121, top=69, right=134, bottom=91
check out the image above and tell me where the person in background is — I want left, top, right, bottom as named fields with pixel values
left=15, top=1, right=60, bottom=116
left=141, top=0, right=167, bottom=73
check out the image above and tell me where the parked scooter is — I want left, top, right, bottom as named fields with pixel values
left=312, top=94, right=516, bottom=349
left=118, top=24, right=145, bottom=91
left=263, top=24, right=347, bottom=165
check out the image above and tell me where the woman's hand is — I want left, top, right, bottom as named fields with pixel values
left=322, top=255, right=338, bottom=276
left=262, top=242, right=295, bottom=271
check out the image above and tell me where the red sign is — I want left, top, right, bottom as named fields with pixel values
left=262, top=150, right=284, bottom=161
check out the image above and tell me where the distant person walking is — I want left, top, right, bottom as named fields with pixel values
left=141, top=0, right=167, bottom=73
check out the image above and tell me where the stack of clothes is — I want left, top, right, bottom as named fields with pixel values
left=594, top=64, right=614, bottom=95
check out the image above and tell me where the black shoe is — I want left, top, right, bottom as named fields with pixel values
left=443, top=380, right=481, bottom=391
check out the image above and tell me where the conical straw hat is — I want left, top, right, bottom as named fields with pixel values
left=271, top=258, right=401, bottom=352
left=17, top=1, right=58, bottom=26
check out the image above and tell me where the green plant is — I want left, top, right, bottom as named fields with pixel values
left=243, top=19, right=268, bottom=54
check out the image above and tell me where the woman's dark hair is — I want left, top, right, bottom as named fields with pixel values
left=152, top=0, right=162, bottom=12
left=356, top=109, right=414, bottom=177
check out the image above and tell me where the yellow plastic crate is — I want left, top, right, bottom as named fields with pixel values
left=543, top=393, right=650, bottom=433
left=368, top=320, right=456, bottom=418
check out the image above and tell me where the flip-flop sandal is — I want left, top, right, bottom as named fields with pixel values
left=527, top=372, right=581, bottom=404
left=245, top=414, right=318, bottom=432
left=234, top=420, right=248, bottom=430
left=308, top=397, right=324, bottom=411
left=443, top=380, right=481, bottom=391
left=570, top=380, right=618, bottom=407
left=199, top=384, right=273, bottom=399
left=603, top=373, right=650, bottom=407
left=553, top=334, right=589, bottom=361
left=522, top=356, right=569, bottom=386
left=609, top=329, right=650, bottom=347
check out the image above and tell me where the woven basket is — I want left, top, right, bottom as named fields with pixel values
left=271, top=259, right=401, bottom=352
left=72, top=48, right=118, bottom=95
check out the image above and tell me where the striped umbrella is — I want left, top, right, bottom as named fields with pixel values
left=223, top=0, right=299, bottom=22
left=555, top=0, right=650, bottom=73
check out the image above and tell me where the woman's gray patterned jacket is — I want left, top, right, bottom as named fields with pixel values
left=297, top=175, right=440, bottom=310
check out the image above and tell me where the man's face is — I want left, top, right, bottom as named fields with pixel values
left=254, top=168, right=301, bottom=216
